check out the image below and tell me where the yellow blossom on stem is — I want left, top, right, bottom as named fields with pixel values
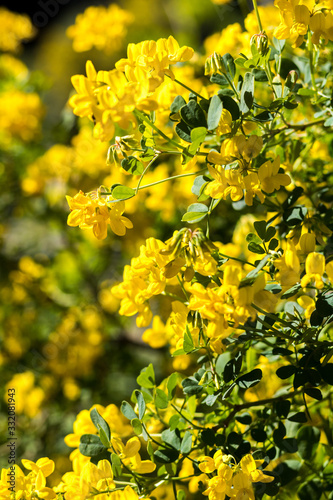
left=66, top=191, right=133, bottom=239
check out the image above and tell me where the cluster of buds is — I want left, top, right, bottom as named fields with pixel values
left=205, top=51, right=227, bottom=76
left=107, top=135, right=139, bottom=165
left=250, top=31, right=269, bottom=56
left=161, top=228, right=218, bottom=281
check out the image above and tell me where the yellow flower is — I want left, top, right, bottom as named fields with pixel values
left=0, top=7, right=36, bottom=52
left=116, top=36, right=194, bottom=92
left=67, top=4, right=134, bottom=54
left=301, top=252, right=326, bottom=289
left=258, top=157, right=290, bottom=194
left=111, top=437, right=156, bottom=474
left=66, top=191, right=133, bottom=239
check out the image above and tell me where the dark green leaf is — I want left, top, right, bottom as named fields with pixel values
left=272, top=460, right=301, bottom=486
left=154, top=447, right=179, bottom=463
left=79, top=434, right=107, bottom=457
left=240, top=72, right=255, bottom=114
left=180, top=100, right=207, bottom=128
left=283, top=206, right=307, bottom=226
left=210, top=73, right=229, bottom=86
left=201, top=429, right=216, bottom=445
left=236, top=368, right=262, bottom=390
left=235, top=413, right=252, bottom=425
left=281, top=284, right=301, bottom=299
left=297, top=426, right=320, bottom=460
left=182, top=377, right=203, bottom=395
left=276, top=365, right=297, bottom=379
left=170, top=95, right=187, bottom=115
left=288, top=412, right=307, bottom=423
left=90, top=408, right=111, bottom=442
left=275, top=400, right=291, bottom=418
left=248, top=242, right=266, bottom=254
left=317, top=364, right=333, bottom=385
left=254, top=220, right=266, bottom=239
left=315, top=292, right=333, bottom=317
left=175, top=121, right=192, bottom=142
left=298, top=480, right=323, bottom=500
left=121, top=156, right=144, bottom=175
left=218, top=94, right=240, bottom=120
left=304, top=387, right=322, bottom=400
left=251, top=428, right=267, bottom=442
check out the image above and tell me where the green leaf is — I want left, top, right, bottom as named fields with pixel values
left=276, top=365, right=297, bottom=379
left=112, top=185, right=135, bottom=200
left=272, top=460, right=301, bottom=486
left=222, top=53, right=236, bottom=79
left=246, top=232, right=262, bottom=244
left=121, top=156, right=144, bottom=175
left=207, top=95, right=223, bottom=131
left=304, top=387, right=322, bottom=400
left=131, top=418, right=143, bottom=435
left=246, top=254, right=270, bottom=279
left=154, top=447, right=179, bottom=463
left=235, top=368, right=262, bottom=390
left=162, top=428, right=182, bottom=450
left=218, top=94, right=240, bottom=120
left=281, top=284, right=301, bottom=299
left=210, top=73, right=229, bottom=86
left=121, top=401, right=137, bottom=421
left=134, top=390, right=146, bottom=419
left=192, top=175, right=210, bottom=197
left=297, top=88, right=316, bottom=96
left=298, top=480, right=323, bottom=500
left=170, top=95, right=187, bottom=116
left=111, top=453, right=122, bottom=477
left=240, top=72, right=255, bottom=114
left=167, top=373, right=178, bottom=400
left=179, top=100, right=207, bottom=128
left=79, top=434, right=107, bottom=457
left=253, top=220, right=266, bottom=239
left=175, top=120, right=192, bottom=142
left=90, top=408, right=111, bottom=442
left=182, top=377, right=203, bottom=395
left=283, top=206, right=307, bottom=226
left=268, top=238, right=279, bottom=250
left=189, top=126, right=207, bottom=154
left=315, top=292, right=333, bottom=317
left=98, top=427, right=110, bottom=448
left=248, top=242, right=265, bottom=254
left=182, top=203, right=209, bottom=223
left=177, top=490, right=186, bottom=500
left=155, top=388, right=169, bottom=409
left=297, top=426, right=320, bottom=460
left=180, top=431, right=192, bottom=454
left=137, top=363, right=155, bottom=389
left=183, top=327, right=195, bottom=353
left=275, top=400, right=291, bottom=418
left=288, top=412, right=307, bottom=423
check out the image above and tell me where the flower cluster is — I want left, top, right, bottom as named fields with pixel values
left=67, top=4, right=134, bottom=53
left=66, top=190, right=133, bottom=239
left=199, top=452, right=274, bottom=500
left=274, top=0, right=333, bottom=46
left=0, top=7, right=36, bottom=52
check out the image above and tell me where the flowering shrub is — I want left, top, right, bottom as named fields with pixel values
left=1, top=1, right=333, bottom=500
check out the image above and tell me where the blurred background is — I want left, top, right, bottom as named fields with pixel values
left=0, top=0, right=260, bottom=483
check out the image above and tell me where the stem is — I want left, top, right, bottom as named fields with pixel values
left=168, top=75, right=206, bottom=101
left=252, top=0, right=263, bottom=32
left=307, top=29, right=318, bottom=94
left=134, top=109, right=183, bottom=150
left=136, top=169, right=207, bottom=191
left=170, top=403, right=206, bottom=430
left=135, top=155, right=159, bottom=194
left=219, top=252, right=257, bottom=268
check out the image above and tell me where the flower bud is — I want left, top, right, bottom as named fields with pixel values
left=205, top=52, right=225, bottom=75
left=250, top=31, right=269, bottom=56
